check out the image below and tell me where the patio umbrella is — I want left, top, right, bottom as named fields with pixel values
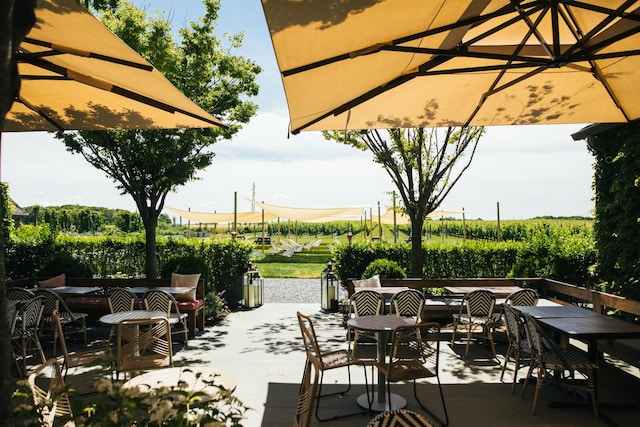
left=3, top=0, right=224, bottom=132
left=261, top=0, right=640, bottom=134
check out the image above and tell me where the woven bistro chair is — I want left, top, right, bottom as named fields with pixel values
left=366, top=409, right=435, bottom=427
left=11, top=295, right=46, bottom=376
left=143, top=289, right=189, bottom=346
left=34, top=288, right=88, bottom=355
left=348, top=289, right=384, bottom=358
left=451, top=289, right=499, bottom=358
left=115, top=316, right=173, bottom=381
left=521, top=312, right=599, bottom=417
left=7, top=287, right=36, bottom=301
left=504, top=288, right=539, bottom=307
left=389, top=289, right=425, bottom=322
left=293, top=356, right=318, bottom=427
left=106, top=287, right=142, bottom=344
left=296, top=311, right=369, bottom=421
left=27, top=358, right=75, bottom=427
left=52, top=310, right=110, bottom=378
left=374, top=322, right=449, bottom=426
left=500, top=304, right=533, bottom=394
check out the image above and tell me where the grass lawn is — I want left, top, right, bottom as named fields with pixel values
left=253, top=262, right=325, bottom=279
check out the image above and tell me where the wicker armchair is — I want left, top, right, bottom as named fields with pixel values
left=143, top=289, right=189, bottom=346
left=297, top=311, right=368, bottom=421
left=115, top=316, right=173, bottom=380
left=375, top=322, right=449, bottom=426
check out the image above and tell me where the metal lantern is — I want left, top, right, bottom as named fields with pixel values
left=243, top=262, right=264, bottom=308
left=321, top=261, right=338, bottom=311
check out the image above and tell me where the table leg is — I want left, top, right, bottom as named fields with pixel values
left=356, top=330, right=406, bottom=411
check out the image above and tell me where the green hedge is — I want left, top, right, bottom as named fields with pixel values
left=6, top=231, right=252, bottom=295
left=333, top=238, right=597, bottom=289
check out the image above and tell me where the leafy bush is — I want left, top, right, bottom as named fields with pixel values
left=37, top=251, right=94, bottom=278
left=204, top=290, right=230, bottom=320
left=362, top=258, right=407, bottom=279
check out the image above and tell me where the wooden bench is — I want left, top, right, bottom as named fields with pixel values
left=7, top=277, right=206, bottom=338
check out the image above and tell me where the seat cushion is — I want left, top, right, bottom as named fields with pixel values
left=176, top=299, right=204, bottom=311
left=352, top=274, right=381, bottom=289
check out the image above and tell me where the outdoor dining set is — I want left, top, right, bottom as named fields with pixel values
left=6, top=281, right=224, bottom=425
left=295, top=285, right=640, bottom=427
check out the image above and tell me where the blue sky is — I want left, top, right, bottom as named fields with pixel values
left=1, top=0, right=594, bottom=220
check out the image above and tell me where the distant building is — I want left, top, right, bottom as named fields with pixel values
left=10, top=198, right=28, bottom=226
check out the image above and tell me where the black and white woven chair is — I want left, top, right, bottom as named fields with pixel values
left=366, top=409, right=435, bottom=427
left=451, top=289, right=499, bottom=358
left=389, top=289, right=425, bottom=322
left=34, top=288, right=88, bottom=356
left=348, top=290, right=384, bottom=357
left=504, top=288, right=539, bottom=307
left=500, top=304, right=533, bottom=393
left=521, top=312, right=599, bottom=417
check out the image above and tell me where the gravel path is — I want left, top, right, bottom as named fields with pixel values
left=263, top=278, right=322, bottom=303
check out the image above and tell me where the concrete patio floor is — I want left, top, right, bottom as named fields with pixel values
left=61, top=303, right=640, bottom=427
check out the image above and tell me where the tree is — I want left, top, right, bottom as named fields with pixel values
left=324, top=127, right=484, bottom=277
left=57, top=0, right=260, bottom=277
left=0, top=1, right=36, bottom=423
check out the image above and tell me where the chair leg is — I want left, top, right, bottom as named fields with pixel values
left=521, top=361, right=535, bottom=400
left=450, top=319, right=458, bottom=346
left=464, top=326, right=472, bottom=358
left=413, top=378, right=450, bottom=427
left=314, top=363, right=369, bottom=421
left=587, top=371, right=599, bottom=418
left=511, top=350, right=521, bottom=394
left=532, top=368, right=544, bottom=414
left=500, top=345, right=512, bottom=382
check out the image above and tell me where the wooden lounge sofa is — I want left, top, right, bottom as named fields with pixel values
left=6, top=276, right=206, bottom=338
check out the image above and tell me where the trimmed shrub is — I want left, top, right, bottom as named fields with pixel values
left=362, top=258, right=407, bottom=279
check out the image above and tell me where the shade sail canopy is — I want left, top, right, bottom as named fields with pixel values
left=261, top=0, right=640, bottom=134
left=250, top=200, right=366, bottom=221
left=165, top=207, right=278, bottom=225
left=3, top=0, right=225, bottom=132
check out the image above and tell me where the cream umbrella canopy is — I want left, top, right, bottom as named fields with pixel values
left=3, top=0, right=225, bottom=132
left=261, top=0, right=640, bottom=134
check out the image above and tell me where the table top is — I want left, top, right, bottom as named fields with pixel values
left=512, top=305, right=601, bottom=319
left=444, top=286, right=523, bottom=298
left=347, top=315, right=415, bottom=332
left=538, top=314, right=640, bottom=341
left=34, top=286, right=102, bottom=295
left=129, top=286, right=196, bottom=295
left=99, top=310, right=178, bottom=325
left=122, top=367, right=236, bottom=403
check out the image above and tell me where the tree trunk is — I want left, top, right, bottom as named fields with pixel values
left=409, top=218, right=424, bottom=277
left=144, top=216, right=158, bottom=278
left=1, top=1, right=36, bottom=424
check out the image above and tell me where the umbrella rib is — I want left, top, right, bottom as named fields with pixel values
left=561, top=0, right=638, bottom=58
left=18, top=52, right=224, bottom=129
left=23, top=37, right=153, bottom=71
left=282, top=2, right=544, bottom=77
left=16, top=97, right=65, bottom=131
